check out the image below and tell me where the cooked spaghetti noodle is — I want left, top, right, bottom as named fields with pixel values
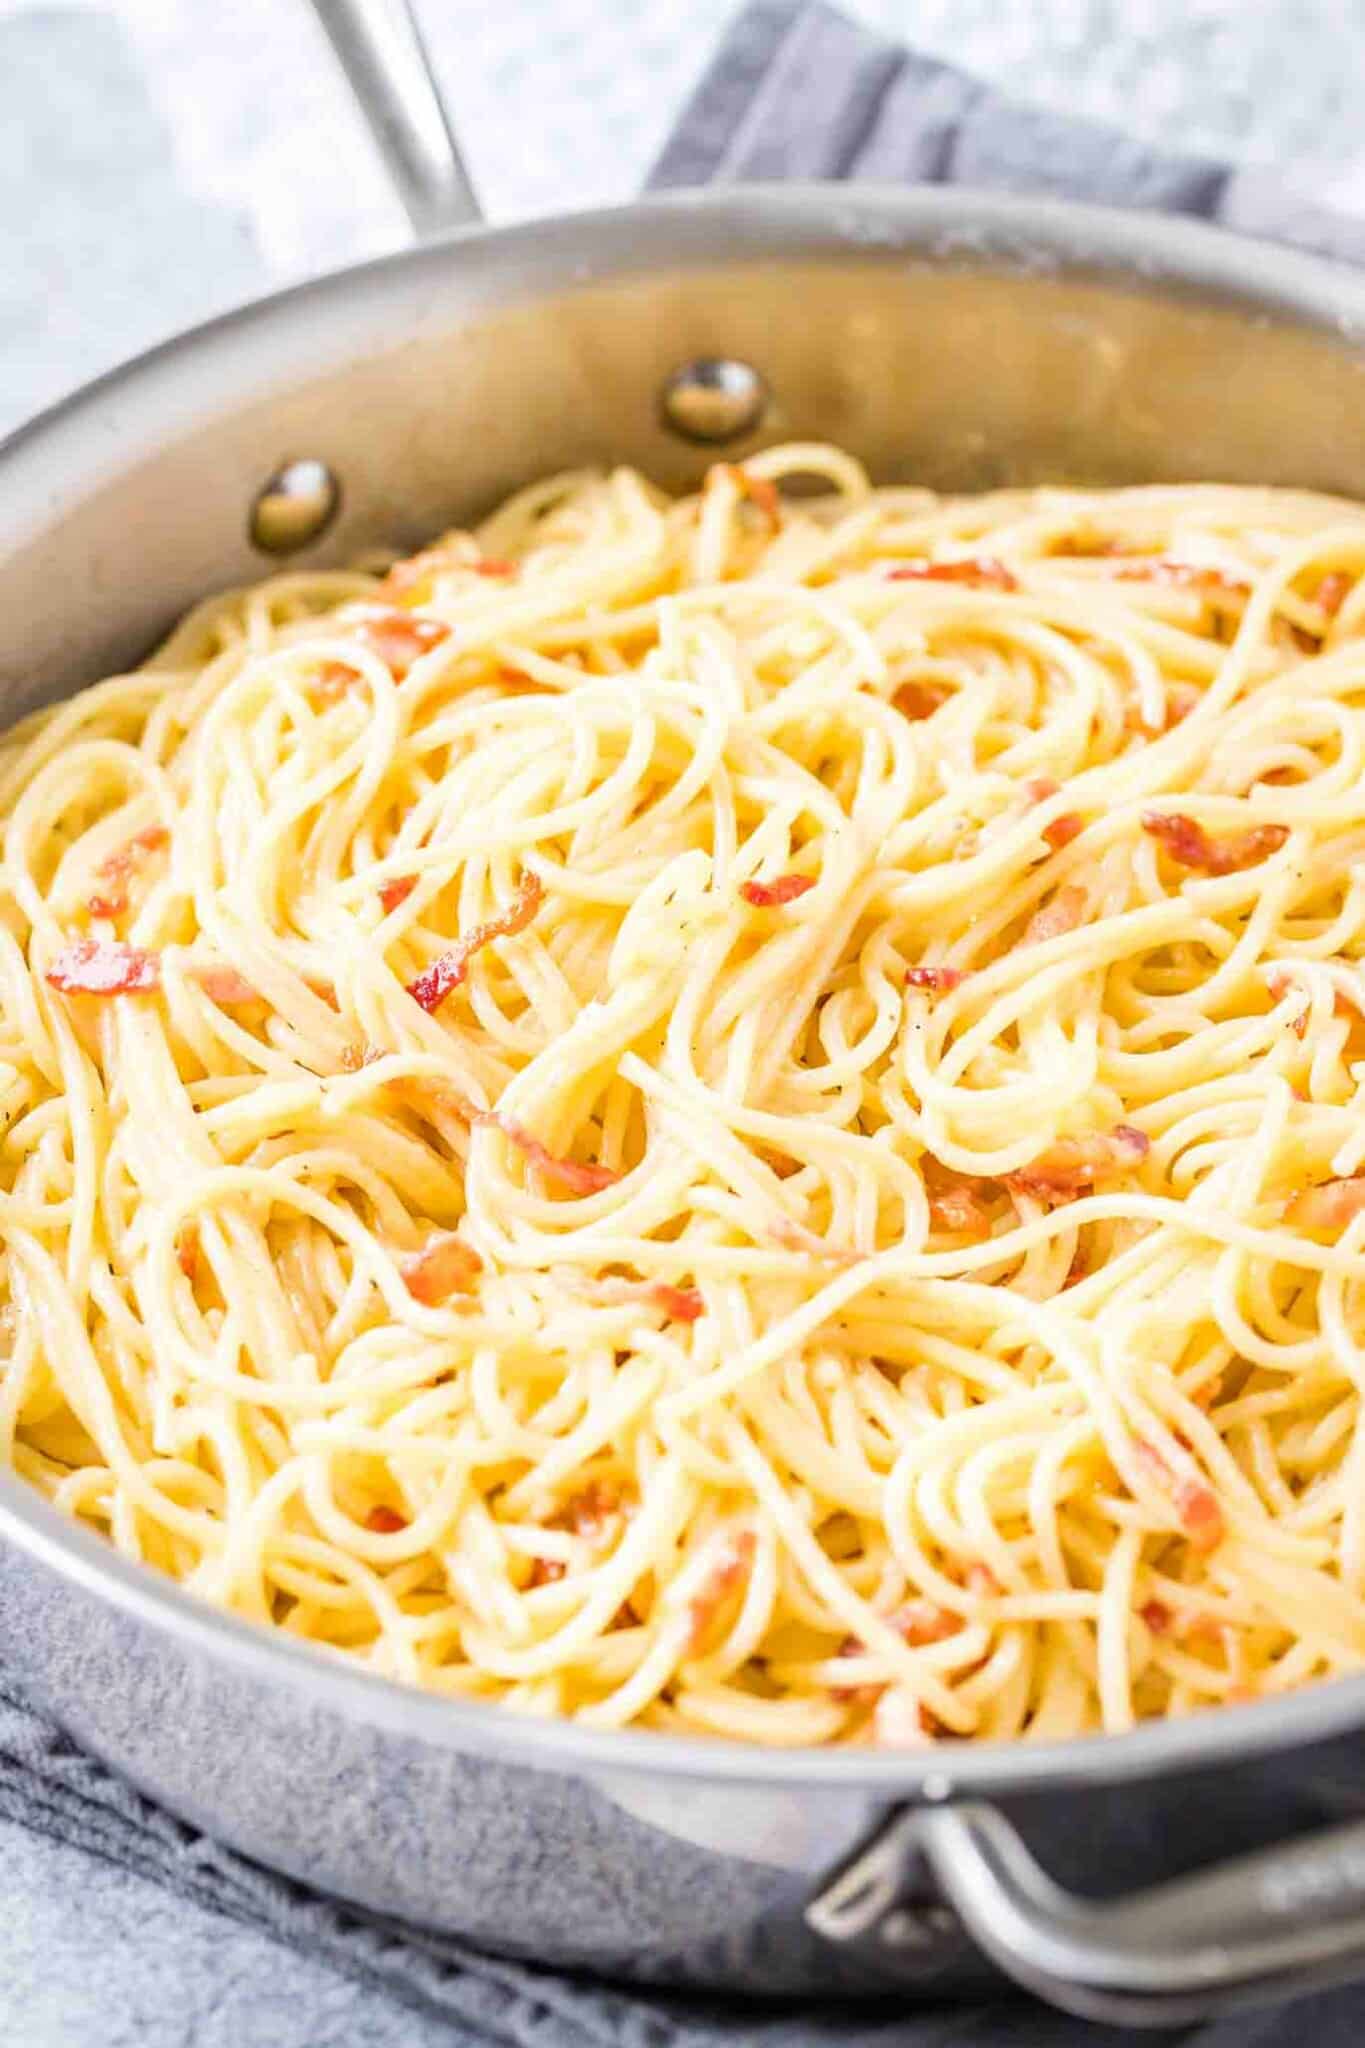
left=3, top=445, right=1365, bottom=1746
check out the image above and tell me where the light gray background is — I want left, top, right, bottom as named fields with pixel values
left=4, top=0, right=1365, bottom=435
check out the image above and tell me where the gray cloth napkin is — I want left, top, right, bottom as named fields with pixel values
left=9, top=4, right=1365, bottom=2042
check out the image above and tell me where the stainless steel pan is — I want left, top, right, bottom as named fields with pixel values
left=5, top=3, right=1365, bottom=2023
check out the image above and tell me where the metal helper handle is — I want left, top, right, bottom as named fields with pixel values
left=309, top=0, right=482, bottom=234
left=810, top=1799, right=1365, bottom=2027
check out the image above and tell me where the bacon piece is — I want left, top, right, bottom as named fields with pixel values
left=739, top=874, right=815, bottom=908
left=892, top=679, right=949, bottom=721
left=176, top=1225, right=201, bottom=1284
left=345, top=605, right=451, bottom=679
left=1021, top=883, right=1088, bottom=947
left=1140, top=1599, right=1174, bottom=1635
left=406, top=871, right=543, bottom=1013
left=480, top=1111, right=620, bottom=1194
left=598, top=1279, right=705, bottom=1322
left=891, top=1599, right=962, bottom=1647
left=528, top=1556, right=566, bottom=1587
left=1314, top=571, right=1352, bottom=618
left=312, top=661, right=358, bottom=704
left=471, top=556, right=518, bottom=578
left=889, top=557, right=1017, bottom=591
left=922, top=1154, right=996, bottom=1238
left=1024, top=781, right=1086, bottom=853
left=687, top=1530, right=756, bottom=1651
left=928, top=1181, right=994, bottom=1238
left=712, top=464, right=781, bottom=529
left=1133, top=1438, right=1225, bottom=1553
left=551, top=1481, right=621, bottom=1539
left=905, top=964, right=965, bottom=993
left=378, top=874, right=418, bottom=914
left=46, top=938, right=159, bottom=995
left=1141, top=812, right=1289, bottom=876
left=193, top=963, right=265, bottom=1007
left=1108, top=559, right=1249, bottom=598
left=87, top=824, right=170, bottom=918
left=1042, top=815, right=1083, bottom=850
left=365, top=1505, right=408, bottom=1534
left=1286, top=1177, right=1365, bottom=1235
left=400, top=1232, right=483, bottom=1305
left=647, top=1282, right=704, bottom=1323
left=1007, top=1124, right=1149, bottom=1203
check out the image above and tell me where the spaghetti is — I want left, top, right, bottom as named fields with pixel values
left=3, top=445, right=1365, bottom=1747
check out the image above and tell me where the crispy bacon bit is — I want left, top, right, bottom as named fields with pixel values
left=1314, top=571, right=1352, bottom=618
left=928, top=1181, right=994, bottom=1238
left=365, top=1505, right=408, bottom=1534
left=46, top=938, right=160, bottom=995
left=1024, top=779, right=1085, bottom=852
left=312, top=660, right=358, bottom=704
left=400, top=1232, right=483, bottom=1305
left=739, top=874, right=815, bottom=908
left=378, top=874, right=418, bottom=914
left=1109, top=559, right=1250, bottom=599
left=471, top=556, right=518, bottom=578
left=889, top=557, right=1018, bottom=591
left=480, top=1111, right=620, bottom=1194
left=593, top=1278, right=705, bottom=1321
left=1021, top=883, right=1088, bottom=947
left=641, top=1281, right=704, bottom=1322
left=1038, top=807, right=1084, bottom=852
left=892, top=1599, right=962, bottom=1647
left=528, top=1556, right=566, bottom=1587
left=1141, top=811, right=1289, bottom=876
left=892, top=679, right=949, bottom=721
left=345, top=605, right=451, bottom=679
left=1133, top=1439, right=1225, bottom=1554
left=193, top=963, right=265, bottom=1007
left=552, top=1481, right=621, bottom=1538
left=905, top=964, right=965, bottom=993
left=1007, top=1124, right=1149, bottom=1203
left=712, top=464, right=781, bottom=529
left=176, top=1226, right=201, bottom=1284
left=687, top=1530, right=756, bottom=1651
left=922, top=1154, right=995, bottom=1239
left=406, top=871, right=543, bottom=1013
left=1286, top=1177, right=1365, bottom=1235
left=1140, top=1599, right=1174, bottom=1635
left=87, top=824, right=169, bottom=918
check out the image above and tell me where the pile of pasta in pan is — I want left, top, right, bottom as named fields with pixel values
left=3, top=443, right=1364, bottom=1746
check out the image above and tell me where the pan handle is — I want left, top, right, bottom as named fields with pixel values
left=808, top=1798, right=1365, bottom=2026
left=308, top=0, right=482, bottom=235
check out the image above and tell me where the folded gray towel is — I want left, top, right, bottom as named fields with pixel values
left=648, top=0, right=1365, bottom=266
left=8, top=5, right=1365, bottom=2043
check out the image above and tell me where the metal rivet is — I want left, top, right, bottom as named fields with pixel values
left=249, top=458, right=341, bottom=556
left=660, top=358, right=768, bottom=445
